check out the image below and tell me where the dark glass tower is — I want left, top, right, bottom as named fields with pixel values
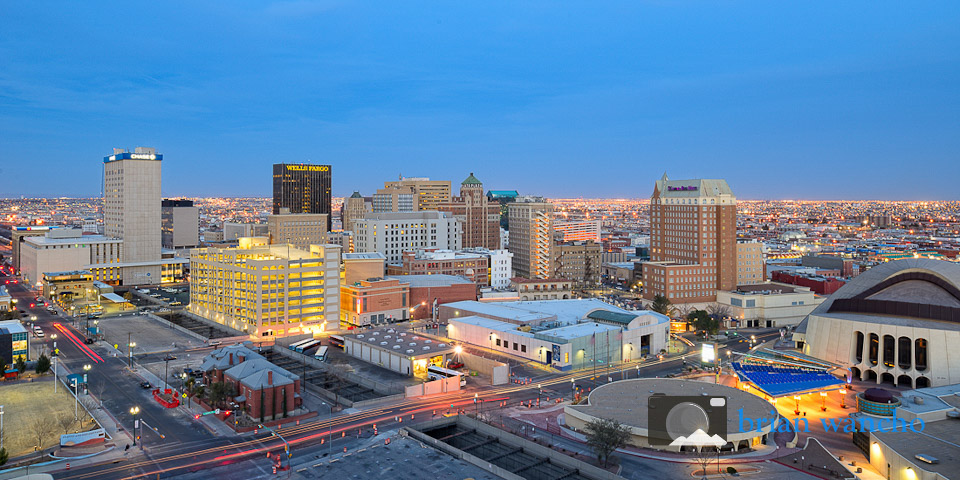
left=272, top=163, right=332, bottom=229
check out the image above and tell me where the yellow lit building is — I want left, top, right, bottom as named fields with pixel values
left=188, top=237, right=341, bottom=339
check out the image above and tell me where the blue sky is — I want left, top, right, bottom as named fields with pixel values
left=1, top=1, right=958, bottom=200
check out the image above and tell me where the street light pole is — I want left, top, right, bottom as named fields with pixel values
left=130, top=406, right=141, bottom=450
left=1, top=404, right=4, bottom=451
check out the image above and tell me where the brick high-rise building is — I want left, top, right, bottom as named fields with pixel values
left=272, top=163, right=332, bottom=229
left=437, top=173, right=500, bottom=249
left=382, top=176, right=451, bottom=211
left=643, top=175, right=737, bottom=303
left=341, top=191, right=370, bottom=233
left=508, top=197, right=553, bottom=279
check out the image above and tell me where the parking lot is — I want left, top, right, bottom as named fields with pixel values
left=99, top=313, right=203, bottom=355
left=140, top=286, right=190, bottom=306
left=161, top=311, right=236, bottom=339
left=262, top=349, right=396, bottom=404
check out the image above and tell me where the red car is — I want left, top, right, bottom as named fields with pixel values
left=447, top=361, right=464, bottom=369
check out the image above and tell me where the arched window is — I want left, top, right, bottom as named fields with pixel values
left=882, top=335, right=895, bottom=368
left=915, top=338, right=928, bottom=371
left=898, top=337, right=911, bottom=370
left=868, top=333, right=879, bottom=366
left=854, top=331, right=864, bottom=363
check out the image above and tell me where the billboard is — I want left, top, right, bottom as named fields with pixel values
left=60, top=428, right=106, bottom=447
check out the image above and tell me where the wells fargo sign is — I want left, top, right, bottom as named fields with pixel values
left=286, top=165, right=329, bottom=172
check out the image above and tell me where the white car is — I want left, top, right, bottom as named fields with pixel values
left=34, top=327, right=44, bottom=338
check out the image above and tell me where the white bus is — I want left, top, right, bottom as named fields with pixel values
left=295, top=339, right=321, bottom=354
left=314, top=346, right=329, bottom=362
left=427, top=365, right=466, bottom=386
left=288, top=338, right=313, bottom=351
left=329, top=335, right=345, bottom=349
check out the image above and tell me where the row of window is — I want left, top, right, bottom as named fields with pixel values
left=854, top=332, right=928, bottom=371
left=495, top=338, right=528, bottom=353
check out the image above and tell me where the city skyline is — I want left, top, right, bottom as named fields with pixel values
left=2, top=2, right=959, bottom=200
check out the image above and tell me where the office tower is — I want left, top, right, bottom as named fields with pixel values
left=507, top=197, right=553, bottom=279
left=553, top=220, right=601, bottom=243
left=487, top=190, right=519, bottom=230
left=161, top=199, right=200, bottom=249
left=272, top=163, right=332, bottom=229
left=643, top=174, right=737, bottom=303
left=382, top=176, right=451, bottom=211
left=736, top=240, right=764, bottom=285
left=372, top=185, right=417, bottom=213
left=437, top=173, right=500, bottom=249
left=103, top=147, right=163, bottom=283
left=188, top=237, right=341, bottom=338
left=352, top=211, right=461, bottom=263
left=267, top=211, right=328, bottom=250
left=551, top=239, right=602, bottom=288
left=341, top=191, right=370, bottom=232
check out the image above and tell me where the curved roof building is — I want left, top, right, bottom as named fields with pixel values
left=794, top=258, right=960, bottom=389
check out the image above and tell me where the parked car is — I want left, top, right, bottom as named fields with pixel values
left=140, top=381, right=152, bottom=389
left=33, top=327, right=44, bottom=338
left=447, top=361, right=464, bottom=369
left=84, top=337, right=95, bottom=344
left=158, top=308, right=171, bottom=313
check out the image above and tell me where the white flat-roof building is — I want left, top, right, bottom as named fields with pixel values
left=353, top=211, right=462, bottom=263
left=442, top=299, right=669, bottom=370
left=716, top=282, right=825, bottom=328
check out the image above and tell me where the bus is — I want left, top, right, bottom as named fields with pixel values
left=329, top=335, right=345, bottom=349
left=314, top=346, right=329, bottom=362
left=288, top=338, right=313, bottom=351
left=427, top=365, right=466, bottom=386
left=295, top=339, right=320, bottom=353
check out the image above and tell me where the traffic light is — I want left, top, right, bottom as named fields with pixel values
left=194, top=414, right=201, bottom=420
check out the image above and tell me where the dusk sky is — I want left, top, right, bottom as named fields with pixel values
left=1, top=2, right=958, bottom=200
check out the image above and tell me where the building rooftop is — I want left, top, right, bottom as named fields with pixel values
left=510, top=277, right=569, bottom=284
left=733, top=283, right=800, bottom=294
left=348, top=327, right=458, bottom=357
left=585, top=310, right=638, bottom=325
left=26, top=234, right=120, bottom=246
left=453, top=315, right=535, bottom=338
left=872, top=420, right=960, bottom=478
left=0, top=320, right=28, bottom=335
left=535, top=322, right=619, bottom=341
left=461, top=173, right=482, bottom=185
left=343, top=252, right=387, bottom=260
left=386, top=274, right=475, bottom=287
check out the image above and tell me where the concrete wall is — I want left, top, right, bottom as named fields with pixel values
left=404, top=377, right=461, bottom=398
left=461, top=353, right=509, bottom=385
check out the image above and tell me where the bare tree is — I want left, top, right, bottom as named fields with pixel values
left=93, top=379, right=107, bottom=408
left=79, top=398, right=99, bottom=429
left=706, top=303, right=732, bottom=319
left=674, top=303, right=694, bottom=320
left=31, top=416, right=57, bottom=452
left=56, top=410, right=76, bottom=435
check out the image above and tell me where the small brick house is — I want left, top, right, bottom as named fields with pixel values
left=199, top=343, right=302, bottom=421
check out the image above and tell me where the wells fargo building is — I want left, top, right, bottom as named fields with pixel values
left=272, top=163, right=332, bottom=229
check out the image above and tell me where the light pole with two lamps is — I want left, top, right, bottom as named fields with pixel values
left=130, top=406, right=141, bottom=450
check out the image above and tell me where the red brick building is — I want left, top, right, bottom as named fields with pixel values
left=386, top=249, right=490, bottom=285
left=437, top=173, right=500, bottom=249
left=771, top=271, right=846, bottom=295
left=387, top=274, right=478, bottom=320
left=200, top=343, right=302, bottom=422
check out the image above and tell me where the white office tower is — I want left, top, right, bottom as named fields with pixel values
left=103, top=147, right=162, bottom=283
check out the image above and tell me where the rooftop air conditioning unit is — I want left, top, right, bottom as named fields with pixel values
left=380, top=342, right=388, bottom=346
left=406, top=349, right=415, bottom=354
left=393, top=345, right=401, bottom=350
left=915, top=454, right=939, bottom=465
left=357, top=334, right=365, bottom=338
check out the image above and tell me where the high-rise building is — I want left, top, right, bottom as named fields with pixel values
left=341, top=191, right=370, bottom=232
left=736, top=240, right=765, bottom=285
left=188, top=237, right=341, bottom=339
left=352, top=211, right=461, bottom=263
left=553, top=220, right=601, bottom=243
left=267, top=212, right=328, bottom=250
left=507, top=197, right=553, bottom=279
left=161, top=199, right=200, bottom=249
left=643, top=175, right=737, bottom=303
left=487, top=190, right=519, bottom=230
left=382, top=176, right=451, bottom=211
left=372, top=185, right=417, bottom=213
left=103, top=147, right=166, bottom=283
left=272, top=163, right=332, bottom=229
left=437, top=173, right=500, bottom=249
left=552, top=239, right=602, bottom=288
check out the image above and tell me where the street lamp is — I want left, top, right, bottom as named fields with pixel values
left=83, top=364, right=91, bottom=395
left=130, top=406, right=141, bottom=450
left=163, top=355, right=177, bottom=393
left=839, top=388, right=847, bottom=409
left=537, top=384, right=542, bottom=407
left=793, top=395, right=802, bottom=415
left=51, top=333, right=58, bottom=393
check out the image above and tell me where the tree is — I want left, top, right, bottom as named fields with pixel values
left=650, top=294, right=673, bottom=316
left=208, top=381, right=234, bottom=409
left=0, top=446, right=8, bottom=467
left=687, top=310, right=719, bottom=337
left=584, top=417, right=630, bottom=467
left=31, top=416, right=57, bottom=452
left=56, top=410, right=76, bottom=435
left=15, top=355, right=26, bottom=374
left=706, top=303, right=731, bottom=320
left=35, top=353, right=51, bottom=374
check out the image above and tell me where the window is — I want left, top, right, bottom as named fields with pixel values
left=496, top=339, right=501, bottom=347
left=521, top=345, right=526, bottom=353
left=513, top=343, right=518, bottom=351
left=504, top=341, right=510, bottom=349
left=564, top=352, right=569, bottom=363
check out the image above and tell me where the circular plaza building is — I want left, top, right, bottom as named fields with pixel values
left=563, top=378, right=778, bottom=452
left=794, top=258, right=960, bottom=389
